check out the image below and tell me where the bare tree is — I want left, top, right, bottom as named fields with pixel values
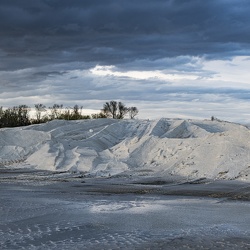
left=17, top=105, right=30, bottom=126
left=0, top=107, right=3, bottom=119
left=72, top=104, right=83, bottom=119
left=117, top=102, right=128, bottom=119
left=34, top=104, right=46, bottom=122
left=128, top=107, right=139, bottom=119
left=103, top=101, right=118, bottom=118
left=49, top=104, right=63, bottom=119
left=102, top=101, right=128, bottom=119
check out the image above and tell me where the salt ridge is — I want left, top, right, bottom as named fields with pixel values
left=0, top=118, right=249, bottom=181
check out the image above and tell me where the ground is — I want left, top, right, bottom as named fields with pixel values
left=0, top=168, right=250, bottom=249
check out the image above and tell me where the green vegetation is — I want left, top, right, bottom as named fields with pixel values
left=0, top=105, right=31, bottom=127
left=0, top=101, right=138, bottom=128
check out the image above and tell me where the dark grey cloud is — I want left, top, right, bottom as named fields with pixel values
left=1, top=0, right=250, bottom=70
left=1, top=0, right=250, bottom=123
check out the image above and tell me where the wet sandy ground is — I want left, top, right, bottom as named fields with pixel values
left=0, top=168, right=250, bottom=249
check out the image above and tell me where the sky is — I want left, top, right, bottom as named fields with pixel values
left=1, top=0, right=250, bottom=123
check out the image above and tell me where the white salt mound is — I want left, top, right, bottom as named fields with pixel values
left=0, top=118, right=249, bottom=181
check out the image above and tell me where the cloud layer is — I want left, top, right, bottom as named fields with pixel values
left=0, top=1, right=250, bottom=123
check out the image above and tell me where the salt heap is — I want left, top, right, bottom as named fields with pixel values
left=0, top=118, right=249, bottom=181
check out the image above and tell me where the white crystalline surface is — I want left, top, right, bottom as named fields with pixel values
left=1, top=118, right=250, bottom=181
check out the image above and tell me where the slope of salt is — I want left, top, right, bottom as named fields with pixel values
left=0, top=118, right=249, bottom=181
left=0, top=127, right=50, bottom=165
left=164, top=120, right=210, bottom=138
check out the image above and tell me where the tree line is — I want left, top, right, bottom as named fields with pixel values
left=0, top=101, right=138, bottom=128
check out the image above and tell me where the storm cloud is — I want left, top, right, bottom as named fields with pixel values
left=0, top=0, right=250, bottom=122
left=1, top=0, right=250, bottom=69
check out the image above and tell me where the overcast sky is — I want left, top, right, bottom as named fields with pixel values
left=1, top=0, right=250, bottom=123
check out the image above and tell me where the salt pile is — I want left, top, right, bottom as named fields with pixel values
left=0, top=118, right=249, bottom=181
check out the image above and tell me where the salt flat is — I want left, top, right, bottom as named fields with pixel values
left=0, top=118, right=250, bottom=249
left=0, top=172, right=250, bottom=249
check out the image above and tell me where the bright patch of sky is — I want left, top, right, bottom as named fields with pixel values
left=90, top=65, right=198, bottom=81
